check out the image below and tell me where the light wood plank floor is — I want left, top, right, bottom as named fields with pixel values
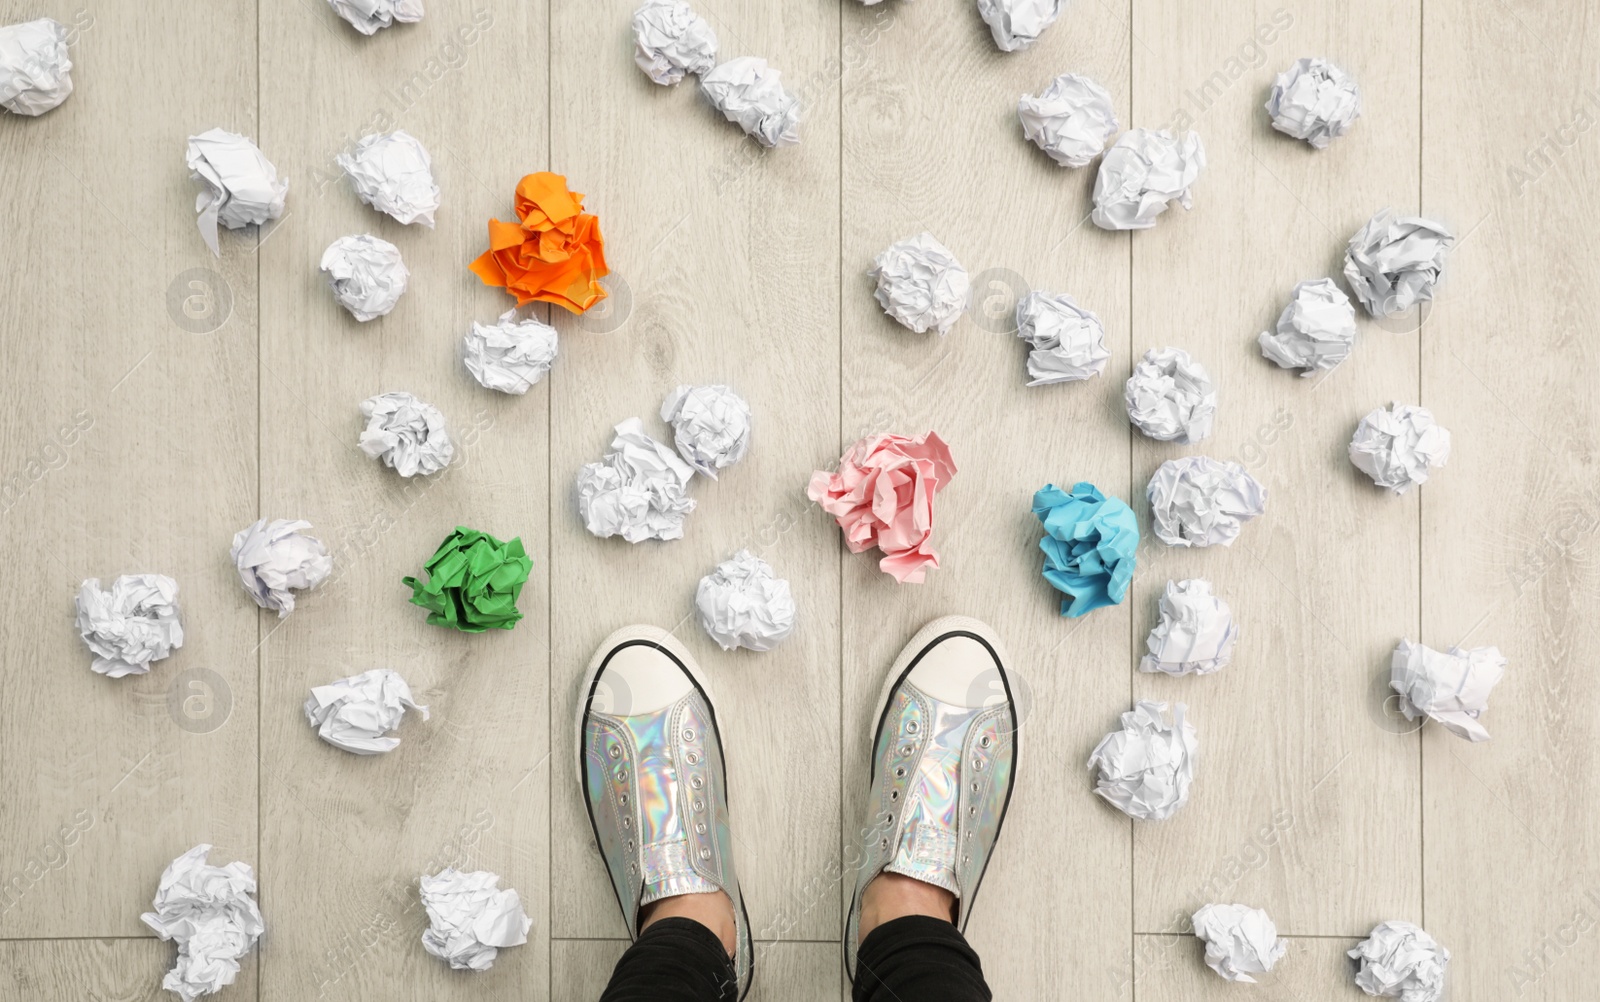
left=0, top=1, right=1593, bottom=1000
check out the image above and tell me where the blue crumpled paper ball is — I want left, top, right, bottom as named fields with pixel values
left=1032, top=482, right=1139, bottom=617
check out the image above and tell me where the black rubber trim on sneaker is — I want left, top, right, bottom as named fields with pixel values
left=579, top=637, right=754, bottom=1001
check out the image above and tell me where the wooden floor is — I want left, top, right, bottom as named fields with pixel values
left=1, top=0, right=1594, bottom=999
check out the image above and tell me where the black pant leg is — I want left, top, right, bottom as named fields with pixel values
left=598, top=917, right=738, bottom=1002
left=853, top=915, right=992, bottom=1002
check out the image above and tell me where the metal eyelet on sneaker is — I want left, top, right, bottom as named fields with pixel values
left=700, top=847, right=712, bottom=860
left=889, top=789, right=899, bottom=801
left=695, top=822, right=707, bottom=835
left=693, top=797, right=705, bottom=812
left=979, top=734, right=992, bottom=749
left=894, top=766, right=906, bottom=779
left=906, top=720, right=919, bottom=734
left=628, top=862, right=637, bottom=874
left=880, top=837, right=889, bottom=848
left=969, top=806, right=977, bottom=817
left=685, top=750, right=700, bottom=765
left=608, top=744, right=621, bottom=759
left=973, top=758, right=985, bottom=772
left=970, top=781, right=981, bottom=793
left=615, top=766, right=628, bottom=783
left=619, top=793, right=629, bottom=806
left=898, top=744, right=913, bottom=757
left=690, top=775, right=704, bottom=791
left=683, top=728, right=696, bottom=742
left=622, top=817, right=631, bottom=829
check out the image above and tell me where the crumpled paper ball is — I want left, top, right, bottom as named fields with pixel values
left=0, top=18, right=72, bottom=116
left=321, top=234, right=408, bottom=321
left=304, top=668, right=429, bottom=754
left=978, top=0, right=1064, bottom=52
left=632, top=0, right=717, bottom=86
left=695, top=549, right=796, bottom=652
left=1092, top=128, right=1205, bottom=230
left=419, top=868, right=532, bottom=972
left=463, top=309, right=559, bottom=394
left=230, top=518, right=332, bottom=618
left=403, top=527, right=531, bottom=632
left=337, top=130, right=440, bottom=226
left=328, top=0, right=423, bottom=35
left=1015, top=291, right=1109, bottom=385
left=660, top=384, right=752, bottom=478
left=1259, top=278, right=1357, bottom=376
left=1125, top=347, right=1217, bottom=444
left=1032, top=482, right=1138, bottom=618
left=75, top=574, right=184, bottom=678
left=186, top=128, right=289, bottom=257
left=471, top=172, right=609, bottom=312
left=140, top=845, right=265, bottom=1002
left=1349, top=921, right=1450, bottom=1001
left=1191, top=903, right=1287, bottom=983
left=1017, top=73, right=1119, bottom=169
left=1266, top=57, right=1361, bottom=149
left=1140, top=578, right=1236, bottom=675
left=699, top=56, right=801, bottom=148
left=1087, top=700, right=1197, bottom=821
left=808, top=432, right=956, bottom=584
left=1349, top=402, right=1450, bottom=495
left=1147, top=457, right=1267, bottom=548
left=1390, top=640, right=1505, bottom=742
left=869, top=232, right=971, bottom=335
left=1343, top=209, right=1455, bottom=319
left=576, top=417, right=698, bottom=543
left=358, top=391, right=454, bottom=477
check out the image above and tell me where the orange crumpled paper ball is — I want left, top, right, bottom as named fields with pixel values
left=807, top=432, right=957, bottom=584
left=469, top=172, right=609, bottom=313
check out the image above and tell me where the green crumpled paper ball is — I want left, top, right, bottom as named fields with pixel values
left=402, top=527, right=531, bottom=632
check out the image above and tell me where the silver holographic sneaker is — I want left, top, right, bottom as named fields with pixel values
left=577, top=626, right=753, bottom=998
left=844, top=616, right=1021, bottom=980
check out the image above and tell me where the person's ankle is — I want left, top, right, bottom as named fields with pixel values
left=857, top=872, right=958, bottom=943
left=640, top=890, right=738, bottom=957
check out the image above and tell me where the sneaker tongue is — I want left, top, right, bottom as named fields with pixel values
left=884, top=822, right=960, bottom=896
left=640, top=839, right=718, bottom=905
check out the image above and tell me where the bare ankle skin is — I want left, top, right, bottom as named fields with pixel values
left=858, top=872, right=958, bottom=943
left=639, top=890, right=738, bottom=957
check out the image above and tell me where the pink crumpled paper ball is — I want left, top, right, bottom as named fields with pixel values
left=807, top=432, right=957, bottom=584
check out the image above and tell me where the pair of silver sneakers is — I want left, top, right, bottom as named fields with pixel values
left=576, top=616, right=1021, bottom=999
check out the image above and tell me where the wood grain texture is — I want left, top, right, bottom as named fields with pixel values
left=546, top=0, right=843, bottom=943
left=0, top=938, right=249, bottom=1001
left=0, top=0, right=259, bottom=938
left=1420, top=1, right=1600, bottom=999
left=1134, top=933, right=1366, bottom=1001
left=256, top=1, right=550, bottom=998
left=838, top=2, right=1134, bottom=997
left=1128, top=0, right=1424, bottom=943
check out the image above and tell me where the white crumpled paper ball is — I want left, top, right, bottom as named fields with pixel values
left=869, top=232, right=971, bottom=335
left=1191, top=903, right=1287, bottom=983
left=576, top=417, right=697, bottom=543
left=700, top=56, right=800, bottom=148
left=321, top=234, right=409, bottom=321
left=1259, top=277, right=1357, bottom=376
left=1349, top=402, right=1450, bottom=495
left=1147, top=457, right=1267, bottom=548
left=1087, top=700, right=1197, bottom=821
left=1390, top=640, right=1505, bottom=742
left=328, top=0, right=423, bottom=35
left=419, top=868, right=532, bottom=971
left=1092, top=128, right=1205, bottom=230
left=632, top=0, right=717, bottom=86
left=186, top=128, right=289, bottom=257
left=1015, top=290, right=1109, bottom=385
left=304, top=668, right=430, bottom=754
left=140, top=844, right=265, bottom=1002
left=75, top=575, right=185, bottom=678
left=358, top=391, right=453, bottom=477
left=1017, top=73, right=1119, bottom=169
left=1343, top=209, right=1454, bottom=319
left=1349, top=921, right=1450, bottom=1001
left=978, top=0, right=1064, bottom=53
left=230, top=518, right=332, bottom=617
left=1125, top=347, right=1216, bottom=444
left=337, top=130, right=440, bottom=226
left=0, top=18, right=73, bottom=116
left=660, top=384, right=751, bottom=478
left=1140, top=579, right=1236, bottom=676
left=1266, top=57, right=1361, bottom=149
left=463, top=309, right=559, bottom=395
left=695, top=550, right=796, bottom=652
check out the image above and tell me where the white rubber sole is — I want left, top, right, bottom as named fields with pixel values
left=572, top=624, right=720, bottom=787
